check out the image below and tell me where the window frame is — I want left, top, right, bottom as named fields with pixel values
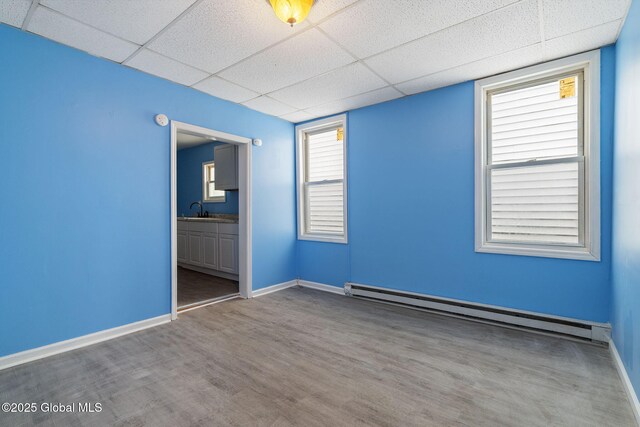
left=296, top=114, right=348, bottom=244
left=202, top=161, right=226, bottom=203
left=474, top=50, right=600, bottom=261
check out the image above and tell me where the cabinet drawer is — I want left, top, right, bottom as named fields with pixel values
left=188, top=221, right=218, bottom=233
left=177, top=220, right=188, bottom=231
left=218, top=223, right=238, bottom=235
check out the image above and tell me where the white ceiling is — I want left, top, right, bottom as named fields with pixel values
left=177, top=132, right=214, bottom=150
left=1, top=0, right=631, bottom=122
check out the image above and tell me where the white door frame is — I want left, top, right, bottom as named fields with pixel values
left=170, top=120, right=252, bottom=320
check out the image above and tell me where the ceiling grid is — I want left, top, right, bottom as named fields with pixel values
left=0, top=0, right=631, bottom=121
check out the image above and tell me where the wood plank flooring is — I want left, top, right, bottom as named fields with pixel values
left=0, top=287, right=635, bottom=426
left=178, top=266, right=239, bottom=308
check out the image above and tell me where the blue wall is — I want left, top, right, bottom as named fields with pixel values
left=177, top=142, right=239, bottom=216
left=612, top=0, right=640, bottom=404
left=298, top=46, right=616, bottom=322
left=0, top=24, right=296, bottom=357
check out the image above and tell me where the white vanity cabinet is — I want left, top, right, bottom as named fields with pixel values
left=218, top=223, right=239, bottom=274
left=177, top=220, right=239, bottom=277
left=177, top=222, right=188, bottom=263
left=213, top=144, right=238, bottom=190
left=202, top=231, right=218, bottom=270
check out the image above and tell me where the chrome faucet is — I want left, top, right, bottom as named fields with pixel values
left=190, top=201, right=205, bottom=217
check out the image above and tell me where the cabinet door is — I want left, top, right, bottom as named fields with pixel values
left=218, top=233, right=239, bottom=274
left=188, top=231, right=204, bottom=266
left=202, top=232, right=218, bottom=270
left=177, top=230, right=188, bottom=263
left=213, top=144, right=238, bottom=190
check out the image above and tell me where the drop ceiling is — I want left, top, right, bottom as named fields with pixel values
left=1, top=0, right=631, bottom=122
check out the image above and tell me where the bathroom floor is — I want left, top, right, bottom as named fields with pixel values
left=177, top=266, right=239, bottom=308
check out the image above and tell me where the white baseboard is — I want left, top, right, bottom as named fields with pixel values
left=0, top=314, right=171, bottom=372
left=610, top=340, right=640, bottom=425
left=298, top=280, right=345, bottom=295
left=251, top=279, right=345, bottom=298
left=251, top=280, right=298, bottom=297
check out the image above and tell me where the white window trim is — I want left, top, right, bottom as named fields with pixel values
left=202, top=161, right=226, bottom=203
left=296, top=114, right=348, bottom=244
left=474, top=50, right=600, bottom=261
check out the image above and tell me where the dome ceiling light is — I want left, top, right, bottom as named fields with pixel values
left=269, top=0, right=315, bottom=27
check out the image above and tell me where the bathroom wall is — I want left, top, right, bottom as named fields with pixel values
left=177, top=142, right=239, bottom=216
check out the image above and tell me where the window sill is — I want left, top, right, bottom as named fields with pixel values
left=298, top=234, right=348, bottom=244
left=476, top=242, right=600, bottom=261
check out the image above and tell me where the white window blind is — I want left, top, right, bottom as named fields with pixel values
left=304, top=127, right=344, bottom=236
left=487, top=73, right=583, bottom=246
left=296, top=115, right=347, bottom=243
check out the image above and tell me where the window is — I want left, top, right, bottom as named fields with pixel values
left=202, top=161, right=226, bottom=203
left=475, top=51, right=600, bottom=261
left=296, top=114, right=348, bottom=243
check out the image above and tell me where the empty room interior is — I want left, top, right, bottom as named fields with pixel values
left=1, top=0, right=639, bottom=425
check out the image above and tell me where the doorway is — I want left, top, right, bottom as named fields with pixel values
left=170, top=121, right=252, bottom=319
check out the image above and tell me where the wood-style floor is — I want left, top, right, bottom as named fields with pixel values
left=0, top=287, right=635, bottom=426
left=178, top=266, right=238, bottom=308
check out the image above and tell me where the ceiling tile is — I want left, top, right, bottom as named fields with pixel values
left=364, top=0, right=541, bottom=84
left=320, top=0, right=519, bottom=59
left=306, top=86, right=403, bottom=117
left=279, top=110, right=315, bottom=123
left=148, top=0, right=307, bottom=74
left=269, top=62, right=387, bottom=109
left=218, top=28, right=355, bottom=94
left=125, top=49, right=209, bottom=86
left=543, top=0, right=630, bottom=39
left=396, top=44, right=544, bottom=95
left=40, top=0, right=197, bottom=44
left=306, top=0, right=359, bottom=22
left=193, top=76, right=259, bottom=103
left=543, top=20, right=621, bottom=61
left=242, top=96, right=296, bottom=116
left=27, top=6, right=139, bottom=62
left=0, top=0, right=31, bottom=28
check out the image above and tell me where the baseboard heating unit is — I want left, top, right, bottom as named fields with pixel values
left=344, top=283, right=610, bottom=344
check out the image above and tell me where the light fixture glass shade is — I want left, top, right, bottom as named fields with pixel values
left=269, top=0, right=314, bottom=26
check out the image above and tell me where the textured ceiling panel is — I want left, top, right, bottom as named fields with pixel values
left=396, top=44, right=545, bottom=95
left=5, top=0, right=630, bottom=120
left=543, top=20, right=621, bottom=60
left=319, top=0, right=518, bottom=59
left=218, top=28, right=354, bottom=94
left=126, top=49, right=209, bottom=86
left=306, top=0, right=359, bottom=22
left=279, top=110, right=315, bottom=123
left=305, top=86, right=403, bottom=118
left=269, top=62, right=387, bottom=109
left=148, top=0, right=307, bottom=74
left=40, top=0, right=197, bottom=44
left=364, top=0, right=541, bottom=84
left=242, top=96, right=297, bottom=116
left=0, top=0, right=31, bottom=28
left=27, top=7, right=139, bottom=62
left=192, top=76, right=259, bottom=103
left=543, top=0, right=630, bottom=39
